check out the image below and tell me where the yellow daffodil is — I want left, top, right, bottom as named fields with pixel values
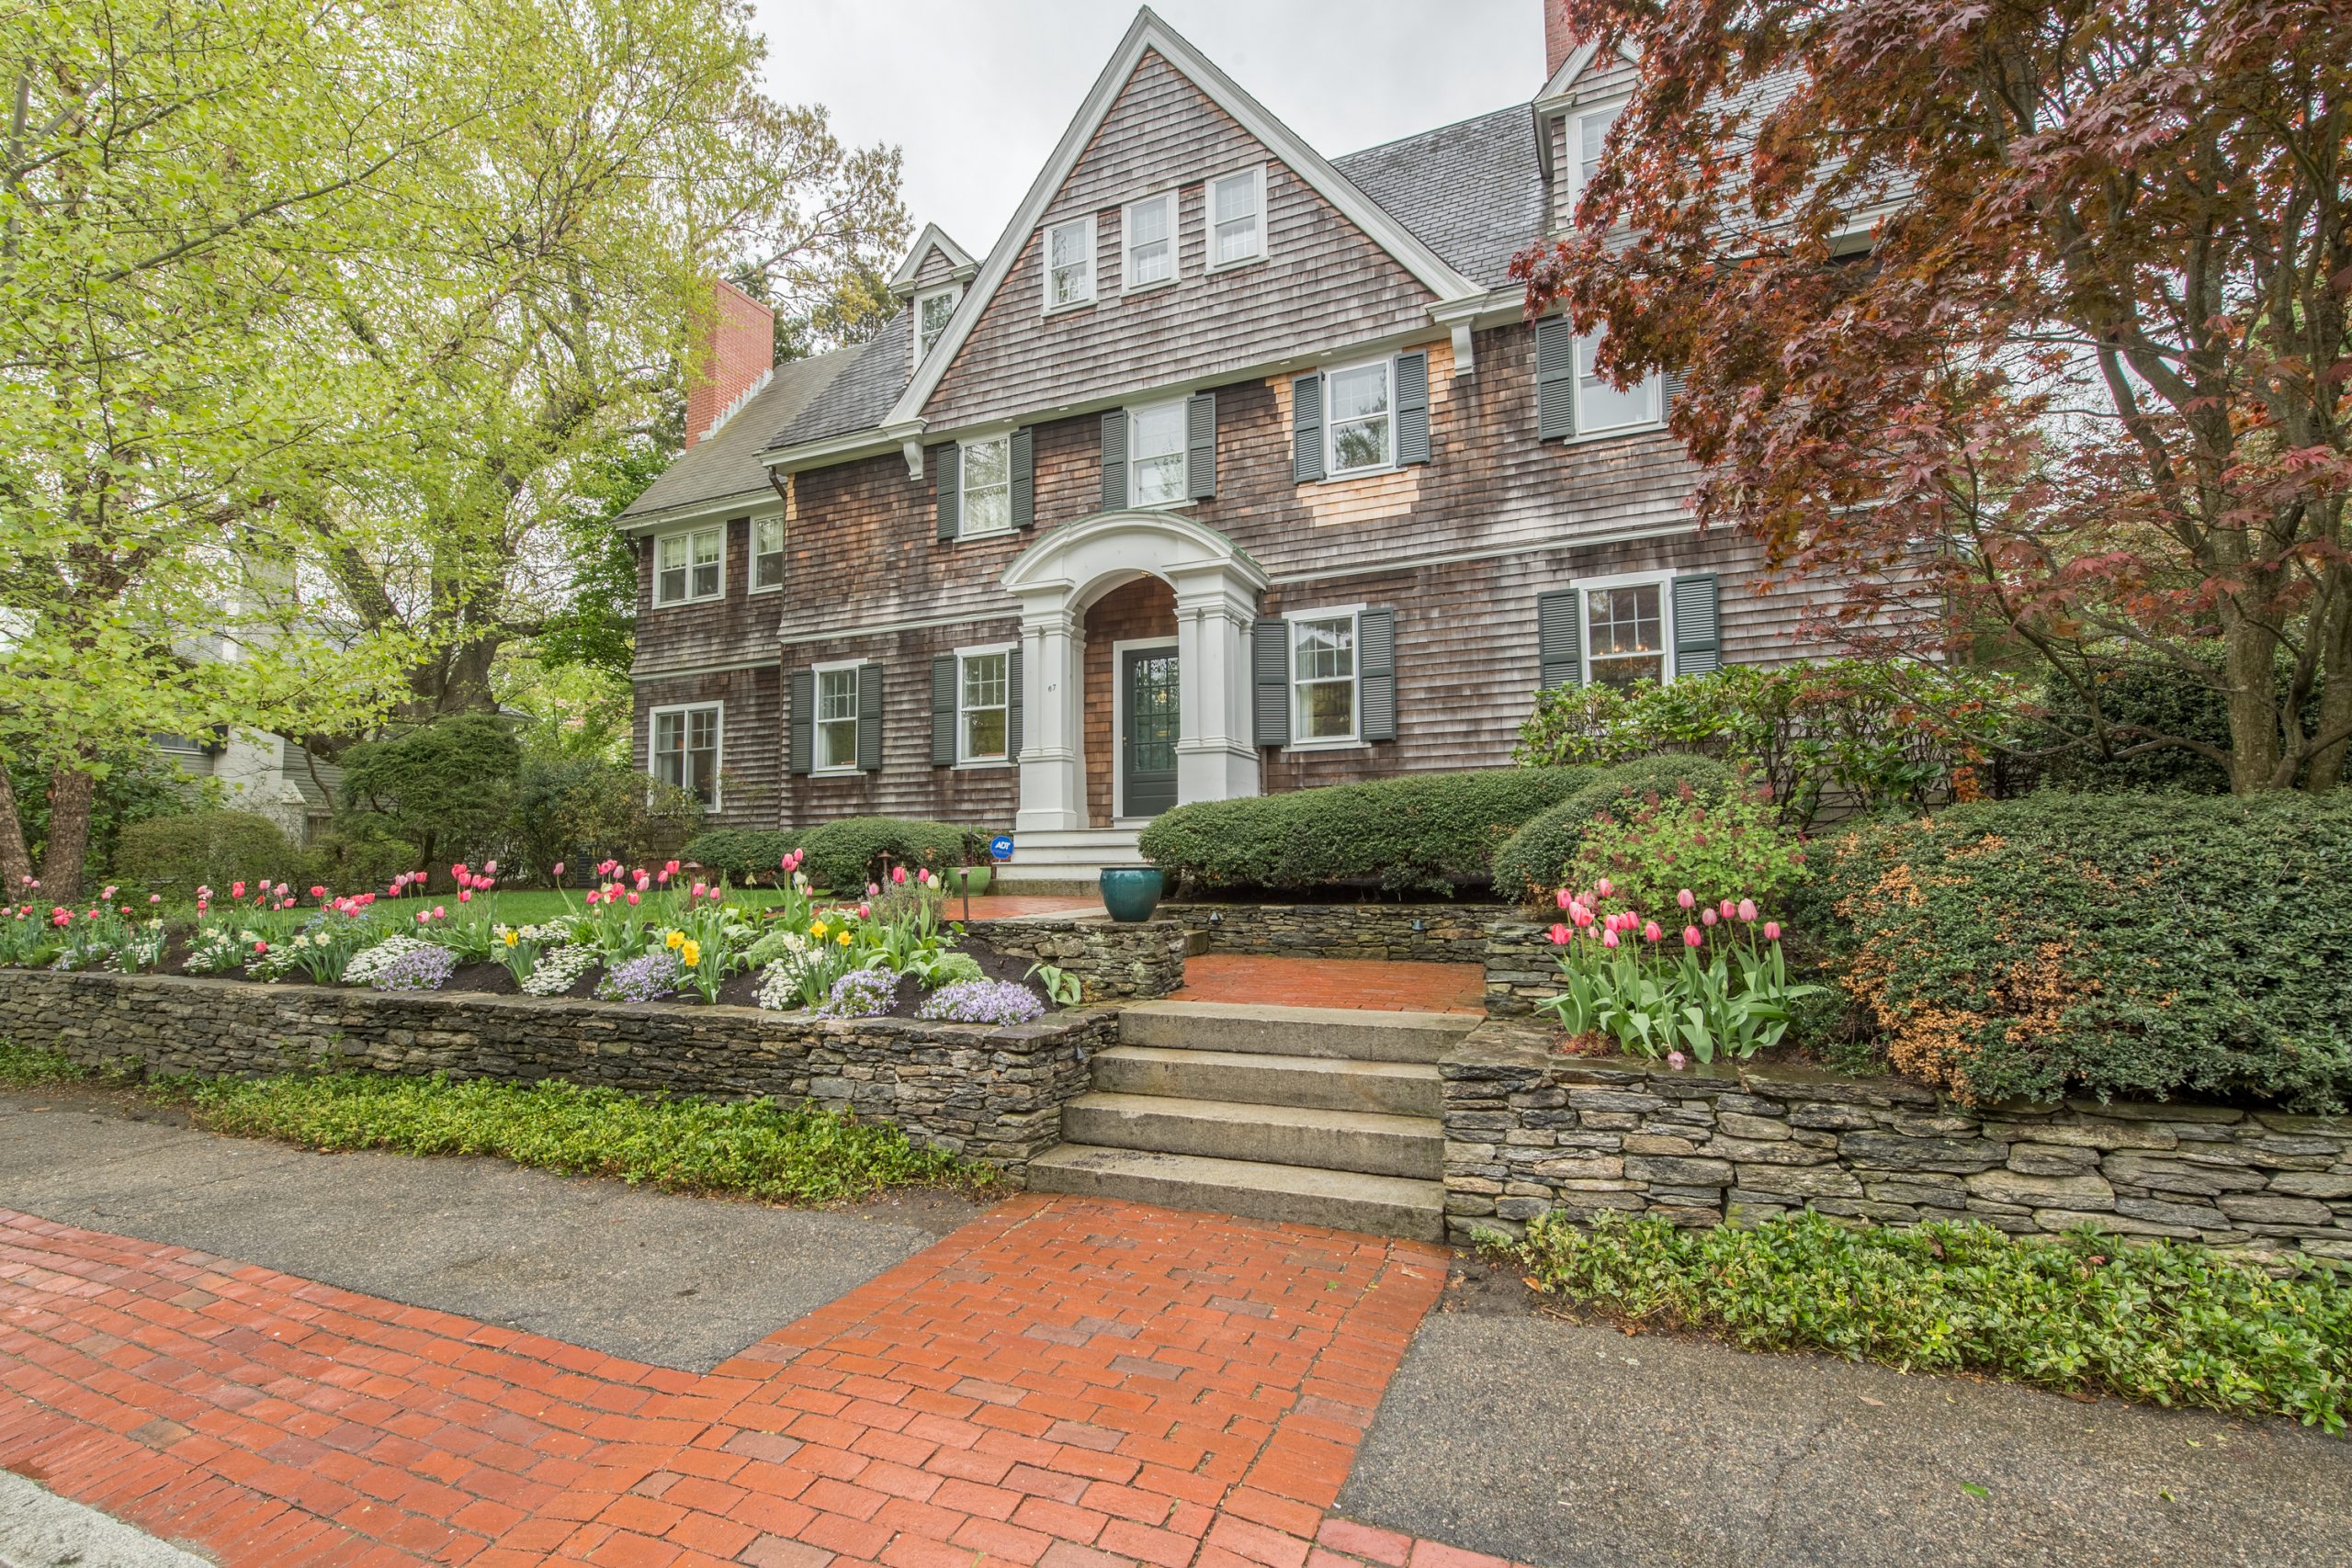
left=502, top=929, right=519, bottom=947
left=810, top=919, right=829, bottom=939
left=836, top=930, right=852, bottom=946
left=664, top=930, right=684, bottom=949
left=680, top=940, right=700, bottom=966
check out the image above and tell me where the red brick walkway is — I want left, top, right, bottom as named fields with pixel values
left=0, top=1198, right=1532, bottom=1568
left=1168, top=957, right=1484, bottom=1015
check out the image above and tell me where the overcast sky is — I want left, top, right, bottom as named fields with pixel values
left=752, top=0, right=1547, bottom=262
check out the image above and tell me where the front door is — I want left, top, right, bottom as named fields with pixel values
left=1120, top=645, right=1180, bottom=818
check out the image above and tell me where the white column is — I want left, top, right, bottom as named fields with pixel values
left=1014, top=601, right=1085, bottom=831
left=1170, top=572, right=1261, bottom=805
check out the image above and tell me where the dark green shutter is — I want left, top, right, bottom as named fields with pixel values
left=1007, top=646, right=1023, bottom=758
left=856, top=662, right=883, bottom=771
left=1535, top=317, right=1576, bottom=441
left=1394, top=353, right=1430, bottom=465
left=1672, top=575, right=1722, bottom=676
left=1358, top=607, right=1396, bottom=741
left=1186, top=392, right=1216, bottom=499
left=933, top=444, right=960, bottom=540
left=788, top=669, right=814, bottom=774
left=930, top=654, right=956, bottom=765
left=1537, top=590, right=1583, bottom=689
left=1011, top=427, right=1035, bottom=528
left=1292, top=373, right=1324, bottom=482
left=1661, top=369, right=1686, bottom=415
left=1100, top=411, right=1126, bottom=510
left=1252, top=617, right=1290, bottom=747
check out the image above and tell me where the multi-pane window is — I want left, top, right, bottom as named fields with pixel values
left=752, top=516, right=784, bottom=591
left=1128, top=401, right=1187, bottom=505
left=1326, top=360, right=1393, bottom=474
left=1586, top=582, right=1668, bottom=689
left=1045, top=217, right=1095, bottom=309
left=962, top=434, right=1012, bottom=535
left=916, top=287, right=958, bottom=360
left=1575, top=331, right=1660, bottom=433
left=1124, top=193, right=1174, bottom=288
left=654, top=525, right=723, bottom=605
left=958, top=649, right=1010, bottom=763
left=652, top=705, right=720, bottom=807
left=1574, top=102, right=1622, bottom=200
left=1209, top=167, right=1264, bottom=267
left=1291, top=615, right=1358, bottom=742
left=815, top=667, right=860, bottom=772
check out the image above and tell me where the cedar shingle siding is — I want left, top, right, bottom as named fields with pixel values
left=617, top=17, right=1849, bottom=834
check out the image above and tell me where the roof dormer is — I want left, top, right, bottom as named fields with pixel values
left=889, top=223, right=978, bottom=373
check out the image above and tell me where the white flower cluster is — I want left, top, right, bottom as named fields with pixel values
left=109, top=919, right=168, bottom=972
left=754, top=956, right=809, bottom=1012
left=521, top=942, right=597, bottom=997
left=183, top=927, right=246, bottom=975
left=343, top=935, right=435, bottom=987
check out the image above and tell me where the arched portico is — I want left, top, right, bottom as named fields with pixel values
left=1001, top=512, right=1269, bottom=832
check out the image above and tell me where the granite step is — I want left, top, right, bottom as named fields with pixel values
left=1026, top=1145, right=1446, bottom=1242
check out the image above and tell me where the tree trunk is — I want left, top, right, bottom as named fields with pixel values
left=38, top=761, right=96, bottom=902
left=2220, top=607, right=2287, bottom=794
left=2310, top=575, right=2352, bottom=793
left=0, top=762, right=33, bottom=895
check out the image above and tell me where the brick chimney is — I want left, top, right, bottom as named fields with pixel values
left=684, top=276, right=775, bottom=448
left=1544, top=0, right=1581, bottom=80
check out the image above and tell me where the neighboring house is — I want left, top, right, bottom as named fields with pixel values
left=617, top=5, right=1839, bottom=886
left=153, top=729, right=341, bottom=842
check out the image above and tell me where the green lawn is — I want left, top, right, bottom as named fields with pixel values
left=160, top=887, right=795, bottom=927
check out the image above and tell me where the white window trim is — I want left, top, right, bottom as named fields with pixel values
left=1125, top=398, right=1192, bottom=510
left=748, top=515, right=786, bottom=595
left=1042, top=214, right=1097, bottom=312
left=912, top=284, right=962, bottom=368
left=652, top=523, right=726, bottom=607
left=1564, top=97, right=1630, bottom=218
left=958, top=432, right=1015, bottom=536
left=809, top=659, right=864, bottom=777
left=1120, top=189, right=1179, bottom=294
left=1204, top=163, right=1270, bottom=274
left=1574, top=570, right=1678, bottom=686
left=1566, top=330, right=1666, bottom=443
left=954, top=642, right=1016, bottom=770
left=1282, top=604, right=1367, bottom=753
left=1110, top=637, right=1180, bottom=822
left=648, top=700, right=724, bottom=812
left=1321, top=355, right=1398, bottom=479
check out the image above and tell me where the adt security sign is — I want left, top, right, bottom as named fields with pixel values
left=989, top=834, right=1015, bottom=863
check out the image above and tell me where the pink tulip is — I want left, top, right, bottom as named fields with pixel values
left=309, top=885, right=326, bottom=899
left=433, top=905, right=446, bottom=919
left=1683, top=926, right=1702, bottom=947
left=1602, top=929, right=1620, bottom=949
left=1702, top=908, right=1718, bottom=927
left=1573, top=907, right=1594, bottom=929
left=484, top=860, right=497, bottom=875
left=416, top=910, right=428, bottom=924
left=857, top=902, right=871, bottom=919
left=626, top=891, right=639, bottom=906
left=1595, top=877, right=1613, bottom=898
left=891, top=865, right=908, bottom=885
left=458, top=888, right=471, bottom=903
left=1677, top=888, right=1695, bottom=909
left=1549, top=923, right=1570, bottom=945
left=253, top=941, right=268, bottom=954
left=451, top=863, right=466, bottom=879
left=1643, top=920, right=1663, bottom=943
left=1738, top=898, right=1758, bottom=921
left=1555, top=887, right=1571, bottom=909
left=100, top=884, right=117, bottom=900
left=1763, top=921, right=1781, bottom=941
left=551, top=862, right=565, bottom=878
left=232, top=881, right=245, bottom=898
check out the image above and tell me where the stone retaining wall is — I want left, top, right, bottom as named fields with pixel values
left=1481, top=920, right=1556, bottom=1017
left=1442, top=1021, right=2352, bottom=1258
left=1159, top=902, right=1512, bottom=964
left=0, top=969, right=1110, bottom=1178
left=978, top=918, right=1184, bottom=1002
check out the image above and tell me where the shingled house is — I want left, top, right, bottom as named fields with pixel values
left=616, top=5, right=1834, bottom=888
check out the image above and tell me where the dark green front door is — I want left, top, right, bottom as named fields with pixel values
left=1121, top=646, right=1179, bottom=818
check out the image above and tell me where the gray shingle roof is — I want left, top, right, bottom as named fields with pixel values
left=769, top=312, right=914, bottom=450
left=618, top=347, right=856, bottom=521
left=1333, top=103, right=1544, bottom=289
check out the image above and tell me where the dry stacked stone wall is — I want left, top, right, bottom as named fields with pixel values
left=0, top=969, right=1109, bottom=1178
left=978, top=918, right=1185, bottom=1001
left=1442, top=1021, right=2352, bottom=1258
left=1481, top=920, right=1557, bottom=1017
left=1159, top=902, right=1510, bottom=964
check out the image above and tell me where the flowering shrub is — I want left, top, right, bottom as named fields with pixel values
left=816, top=966, right=899, bottom=1019
left=916, top=980, right=1044, bottom=1027
left=595, top=948, right=682, bottom=1003
left=1542, top=883, right=1822, bottom=1063
left=369, top=943, right=459, bottom=993
left=343, top=936, right=435, bottom=987
left=1567, top=783, right=1806, bottom=922
left=520, top=943, right=598, bottom=997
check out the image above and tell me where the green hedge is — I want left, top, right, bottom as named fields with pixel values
left=1806, top=791, right=2352, bottom=1111
left=681, top=829, right=802, bottom=883
left=1139, top=768, right=1594, bottom=897
left=111, top=810, right=312, bottom=900
left=684, top=819, right=984, bottom=892
left=1488, top=755, right=1737, bottom=906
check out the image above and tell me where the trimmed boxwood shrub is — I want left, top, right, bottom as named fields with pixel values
left=682, top=829, right=803, bottom=883
left=1138, top=768, right=1594, bottom=897
left=799, top=818, right=980, bottom=892
left=1806, top=792, right=2352, bottom=1111
left=112, top=809, right=312, bottom=900
left=1488, top=755, right=1737, bottom=907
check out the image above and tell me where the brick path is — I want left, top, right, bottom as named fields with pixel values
left=1168, top=957, right=1484, bottom=1015
left=0, top=1197, right=1532, bottom=1568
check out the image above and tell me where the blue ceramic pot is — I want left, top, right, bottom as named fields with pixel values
left=1098, top=865, right=1164, bottom=923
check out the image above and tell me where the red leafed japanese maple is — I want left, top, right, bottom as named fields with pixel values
left=1515, top=0, right=2352, bottom=792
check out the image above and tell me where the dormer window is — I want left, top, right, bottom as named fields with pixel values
left=1207, top=165, right=1266, bottom=269
left=915, top=285, right=959, bottom=362
left=1123, top=192, right=1176, bottom=290
left=1045, top=216, right=1096, bottom=310
left=1567, top=100, right=1625, bottom=213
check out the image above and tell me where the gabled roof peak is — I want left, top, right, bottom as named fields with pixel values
left=888, top=223, right=977, bottom=299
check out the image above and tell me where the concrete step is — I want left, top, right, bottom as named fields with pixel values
left=1118, top=1000, right=1478, bottom=1065
left=1092, top=1045, right=1441, bottom=1117
left=1028, top=1144, right=1445, bottom=1241
left=1061, top=1092, right=1441, bottom=1179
